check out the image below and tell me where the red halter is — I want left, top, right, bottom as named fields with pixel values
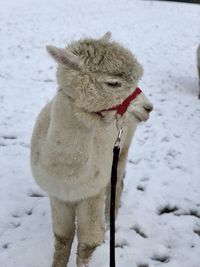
left=96, top=87, right=142, bottom=116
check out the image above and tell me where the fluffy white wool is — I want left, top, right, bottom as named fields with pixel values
left=30, top=34, right=153, bottom=266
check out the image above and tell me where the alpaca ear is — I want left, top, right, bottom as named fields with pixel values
left=101, top=32, right=112, bottom=41
left=46, top=45, right=81, bottom=70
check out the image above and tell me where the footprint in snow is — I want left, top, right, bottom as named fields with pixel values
left=10, top=221, right=21, bottom=228
left=2, top=243, right=10, bottom=249
left=158, top=205, right=200, bottom=219
left=25, top=209, right=33, bottom=216
left=194, top=228, right=200, bottom=237
left=151, top=254, right=170, bottom=263
left=128, top=158, right=141, bottom=165
left=12, top=208, right=33, bottom=218
left=115, top=239, right=129, bottom=248
left=27, top=189, right=46, bottom=198
left=137, top=185, right=146, bottom=192
left=140, top=177, right=150, bottom=182
left=161, top=136, right=170, bottom=142
left=157, top=205, right=179, bottom=215
left=0, top=142, right=7, bottom=146
left=175, top=209, right=200, bottom=219
left=2, top=135, right=17, bottom=140
left=130, top=225, right=147, bottom=238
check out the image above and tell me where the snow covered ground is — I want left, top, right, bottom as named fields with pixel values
left=0, top=0, right=200, bottom=266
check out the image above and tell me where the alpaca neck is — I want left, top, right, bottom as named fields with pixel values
left=48, top=90, right=90, bottom=142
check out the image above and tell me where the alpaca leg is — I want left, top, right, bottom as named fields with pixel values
left=76, top=190, right=105, bottom=267
left=105, top=148, right=128, bottom=224
left=50, top=196, right=76, bottom=267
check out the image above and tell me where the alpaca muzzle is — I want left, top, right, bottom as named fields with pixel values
left=96, top=87, right=142, bottom=116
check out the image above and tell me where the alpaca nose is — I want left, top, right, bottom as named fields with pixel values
left=144, top=103, right=153, bottom=113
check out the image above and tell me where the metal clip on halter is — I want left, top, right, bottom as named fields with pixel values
left=114, top=128, right=123, bottom=148
left=114, top=113, right=124, bottom=148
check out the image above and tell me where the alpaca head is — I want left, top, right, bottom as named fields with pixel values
left=47, top=32, right=152, bottom=122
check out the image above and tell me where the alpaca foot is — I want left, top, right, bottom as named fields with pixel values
left=77, top=262, right=89, bottom=267
left=76, top=243, right=96, bottom=267
left=77, top=257, right=89, bottom=267
left=52, top=234, right=72, bottom=267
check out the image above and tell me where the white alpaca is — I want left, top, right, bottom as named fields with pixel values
left=197, top=45, right=200, bottom=99
left=31, top=32, right=153, bottom=267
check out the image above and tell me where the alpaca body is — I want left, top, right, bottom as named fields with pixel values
left=31, top=33, right=153, bottom=266
left=31, top=90, right=133, bottom=203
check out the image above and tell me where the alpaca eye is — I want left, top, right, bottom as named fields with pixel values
left=105, top=82, right=121, bottom=87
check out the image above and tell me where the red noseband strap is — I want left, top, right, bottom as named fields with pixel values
left=96, top=87, right=142, bottom=116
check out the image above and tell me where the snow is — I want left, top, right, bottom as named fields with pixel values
left=0, top=0, right=200, bottom=266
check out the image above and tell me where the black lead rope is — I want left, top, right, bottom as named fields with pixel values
left=110, top=128, right=122, bottom=267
